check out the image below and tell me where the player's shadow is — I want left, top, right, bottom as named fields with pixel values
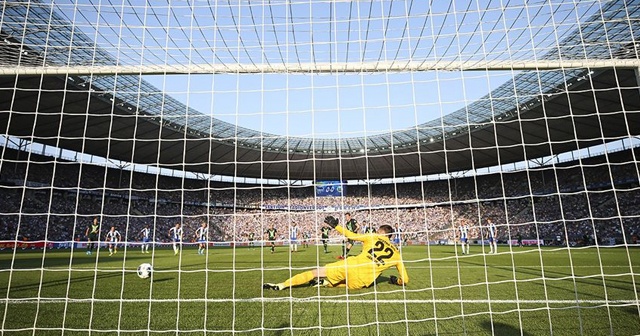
left=622, top=306, right=640, bottom=317
left=151, top=277, right=173, bottom=283
left=271, top=323, right=291, bottom=336
left=480, top=320, right=534, bottom=336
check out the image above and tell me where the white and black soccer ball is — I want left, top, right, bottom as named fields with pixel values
left=137, top=263, right=153, bottom=279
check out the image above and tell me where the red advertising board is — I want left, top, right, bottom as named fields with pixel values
left=0, top=241, right=46, bottom=249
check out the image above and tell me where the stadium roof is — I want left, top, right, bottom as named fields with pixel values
left=0, top=0, right=639, bottom=181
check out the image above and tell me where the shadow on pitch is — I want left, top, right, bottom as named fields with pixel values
left=151, top=276, right=174, bottom=283
left=481, top=320, right=534, bottom=336
left=460, top=259, right=635, bottom=295
left=622, top=306, right=640, bottom=318
left=271, top=323, right=291, bottom=336
left=0, top=270, right=123, bottom=292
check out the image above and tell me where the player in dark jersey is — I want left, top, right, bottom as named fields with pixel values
left=266, top=226, right=277, bottom=254
left=338, top=213, right=360, bottom=259
left=302, top=232, right=311, bottom=248
left=320, top=226, right=331, bottom=253
left=363, top=220, right=376, bottom=233
left=248, top=232, right=255, bottom=249
left=84, top=218, right=100, bottom=255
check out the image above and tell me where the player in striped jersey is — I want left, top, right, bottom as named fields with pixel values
left=169, top=223, right=183, bottom=256
left=195, top=222, right=208, bottom=255
left=139, top=225, right=151, bottom=254
left=289, top=222, right=299, bottom=252
left=458, top=222, right=470, bottom=255
left=487, top=218, right=498, bottom=254
left=393, top=224, right=403, bottom=247
left=105, top=226, right=121, bottom=256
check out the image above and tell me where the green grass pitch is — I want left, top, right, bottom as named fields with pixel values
left=1, top=244, right=639, bottom=335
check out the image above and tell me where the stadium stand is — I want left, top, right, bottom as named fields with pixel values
left=1, top=146, right=638, bottom=247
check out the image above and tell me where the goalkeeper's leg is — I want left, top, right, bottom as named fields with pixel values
left=265, top=268, right=327, bottom=290
left=283, top=271, right=314, bottom=288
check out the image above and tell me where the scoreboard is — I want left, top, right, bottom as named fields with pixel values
left=315, top=181, right=346, bottom=197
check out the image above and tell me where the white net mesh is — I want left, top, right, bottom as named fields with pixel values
left=1, top=0, right=640, bottom=334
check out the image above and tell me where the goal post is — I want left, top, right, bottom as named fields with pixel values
left=2, top=59, right=640, bottom=76
left=0, top=0, right=639, bottom=335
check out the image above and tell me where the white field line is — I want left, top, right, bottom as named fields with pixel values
left=1, top=297, right=638, bottom=305
left=0, top=264, right=634, bottom=272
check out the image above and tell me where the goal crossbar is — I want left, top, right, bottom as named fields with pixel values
left=2, top=59, right=640, bottom=76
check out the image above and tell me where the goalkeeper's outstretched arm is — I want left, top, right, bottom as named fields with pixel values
left=324, top=216, right=372, bottom=243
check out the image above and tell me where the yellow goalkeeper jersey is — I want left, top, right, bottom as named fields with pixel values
left=326, top=226, right=409, bottom=289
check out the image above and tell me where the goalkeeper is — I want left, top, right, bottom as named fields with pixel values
left=263, top=216, right=409, bottom=290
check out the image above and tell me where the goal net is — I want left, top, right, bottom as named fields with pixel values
left=0, top=0, right=639, bottom=334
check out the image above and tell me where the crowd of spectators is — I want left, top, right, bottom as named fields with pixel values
left=0, top=146, right=638, bottom=247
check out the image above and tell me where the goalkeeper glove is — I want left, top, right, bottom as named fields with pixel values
left=389, top=275, right=404, bottom=286
left=324, top=216, right=339, bottom=228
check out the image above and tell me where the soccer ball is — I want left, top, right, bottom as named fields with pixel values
left=137, top=263, right=153, bottom=279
